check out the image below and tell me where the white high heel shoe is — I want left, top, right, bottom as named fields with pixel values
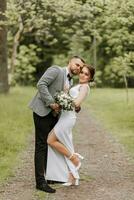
left=62, top=179, right=79, bottom=186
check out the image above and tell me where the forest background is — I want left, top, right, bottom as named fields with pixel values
left=0, top=0, right=134, bottom=92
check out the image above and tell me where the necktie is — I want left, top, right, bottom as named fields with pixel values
left=67, top=74, right=72, bottom=81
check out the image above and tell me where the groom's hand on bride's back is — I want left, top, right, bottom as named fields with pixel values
left=75, top=106, right=81, bottom=113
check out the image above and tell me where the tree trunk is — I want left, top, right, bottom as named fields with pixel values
left=10, top=15, right=23, bottom=75
left=93, top=35, right=97, bottom=68
left=0, top=0, right=9, bottom=93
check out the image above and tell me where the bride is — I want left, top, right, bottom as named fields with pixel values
left=46, top=64, right=95, bottom=186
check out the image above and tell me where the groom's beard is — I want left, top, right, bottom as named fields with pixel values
left=71, top=69, right=80, bottom=75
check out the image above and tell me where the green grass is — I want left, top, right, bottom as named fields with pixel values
left=0, top=86, right=35, bottom=182
left=34, top=191, right=47, bottom=200
left=85, top=88, right=134, bottom=155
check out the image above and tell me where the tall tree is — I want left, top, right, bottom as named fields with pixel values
left=0, top=0, right=9, bottom=93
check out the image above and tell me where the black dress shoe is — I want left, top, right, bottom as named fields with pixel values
left=47, top=180, right=64, bottom=184
left=36, top=183, right=56, bottom=193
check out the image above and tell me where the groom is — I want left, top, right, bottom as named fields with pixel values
left=29, top=56, right=85, bottom=193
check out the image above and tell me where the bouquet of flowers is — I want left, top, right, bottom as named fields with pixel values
left=54, top=91, right=74, bottom=111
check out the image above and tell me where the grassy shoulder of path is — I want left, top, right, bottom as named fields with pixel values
left=0, top=86, right=35, bottom=182
left=85, top=88, right=134, bottom=156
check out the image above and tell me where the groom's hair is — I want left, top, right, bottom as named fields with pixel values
left=70, top=56, right=85, bottom=64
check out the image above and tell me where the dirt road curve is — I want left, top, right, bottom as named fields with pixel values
left=0, top=109, right=134, bottom=200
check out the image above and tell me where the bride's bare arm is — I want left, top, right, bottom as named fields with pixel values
left=74, top=84, right=89, bottom=107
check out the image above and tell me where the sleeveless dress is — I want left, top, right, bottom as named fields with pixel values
left=45, top=84, right=89, bottom=182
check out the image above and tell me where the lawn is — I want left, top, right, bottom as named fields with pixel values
left=85, top=88, right=134, bottom=155
left=0, top=86, right=35, bottom=182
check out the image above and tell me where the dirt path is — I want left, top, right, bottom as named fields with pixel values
left=0, top=109, right=134, bottom=200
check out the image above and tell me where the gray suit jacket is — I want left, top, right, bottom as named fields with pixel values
left=29, top=65, right=66, bottom=116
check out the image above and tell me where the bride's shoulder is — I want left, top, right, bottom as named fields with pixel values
left=80, top=83, right=90, bottom=90
left=79, top=84, right=90, bottom=95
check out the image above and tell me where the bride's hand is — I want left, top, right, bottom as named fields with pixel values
left=69, top=154, right=80, bottom=167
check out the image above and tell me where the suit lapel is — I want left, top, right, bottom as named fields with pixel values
left=61, top=67, right=66, bottom=90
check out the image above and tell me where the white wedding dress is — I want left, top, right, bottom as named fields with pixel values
left=45, top=84, right=89, bottom=182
